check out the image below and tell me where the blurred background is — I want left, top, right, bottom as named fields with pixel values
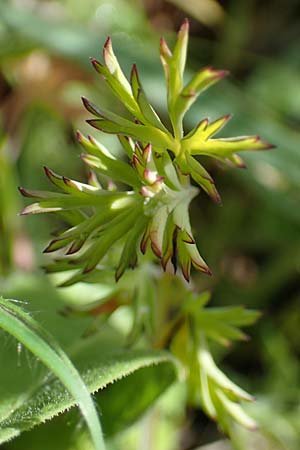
left=1, top=0, right=300, bottom=449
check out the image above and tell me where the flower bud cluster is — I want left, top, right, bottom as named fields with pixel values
left=19, top=20, right=273, bottom=283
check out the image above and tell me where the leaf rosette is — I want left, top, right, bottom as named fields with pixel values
left=19, top=20, right=273, bottom=282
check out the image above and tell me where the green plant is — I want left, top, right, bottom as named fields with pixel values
left=6, top=19, right=274, bottom=449
left=0, top=296, right=105, bottom=450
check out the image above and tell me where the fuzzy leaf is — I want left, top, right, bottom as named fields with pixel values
left=0, top=336, right=177, bottom=445
left=0, top=297, right=105, bottom=450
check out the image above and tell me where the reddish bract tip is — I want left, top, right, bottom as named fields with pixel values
left=159, top=37, right=172, bottom=57
left=62, top=176, right=72, bottom=186
left=206, top=67, right=229, bottom=80
left=18, top=187, right=33, bottom=198
left=140, top=239, right=148, bottom=255
left=131, top=154, right=140, bottom=167
left=153, top=175, right=165, bottom=184
left=236, top=161, right=247, bottom=169
left=43, top=240, right=61, bottom=253
left=90, top=57, right=100, bottom=69
left=255, top=137, right=276, bottom=149
left=82, top=97, right=101, bottom=117
left=220, top=69, right=229, bottom=77
left=115, top=270, right=123, bottom=283
left=196, top=264, right=212, bottom=276
left=43, top=244, right=53, bottom=254
left=66, top=241, right=83, bottom=255
left=86, top=119, right=98, bottom=129
left=83, top=264, right=96, bottom=274
left=131, top=63, right=138, bottom=78
left=88, top=135, right=97, bottom=145
left=90, top=58, right=105, bottom=76
left=43, top=165, right=53, bottom=178
left=81, top=96, right=89, bottom=107
left=143, top=143, right=152, bottom=162
left=201, top=118, right=209, bottom=129
left=180, top=18, right=190, bottom=31
left=210, top=189, right=222, bottom=205
left=182, top=232, right=195, bottom=244
left=161, top=253, right=172, bottom=271
left=76, top=130, right=84, bottom=142
left=103, top=37, right=112, bottom=62
left=181, top=264, right=191, bottom=283
left=150, top=240, right=162, bottom=258
left=104, top=36, right=112, bottom=50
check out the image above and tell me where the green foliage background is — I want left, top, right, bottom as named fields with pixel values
left=0, top=0, right=300, bottom=449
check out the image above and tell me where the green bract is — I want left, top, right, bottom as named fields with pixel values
left=19, top=20, right=272, bottom=282
left=20, top=135, right=209, bottom=281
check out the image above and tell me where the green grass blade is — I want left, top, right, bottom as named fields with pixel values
left=0, top=297, right=105, bottom=450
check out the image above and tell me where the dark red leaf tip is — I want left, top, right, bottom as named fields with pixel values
left=81, top=96, right=96, bottom=114
left=86, top=119, right=98, bottom=128
left=104, top=36, right=112, bottom=50
left=90, top=58, right=104, bottom=74
left=66, top=242, right=81, bottom=255
left=62, top=176, right=71, bottom=184
left=160, top=37, right=172, bottom=57
left=76, top=130, right=84, bottom=142
left=218, top=69, right=230, bottom=78
left=18, top=186, right=29, bottom=197
left=90, top=57, right=99, bottom=67
left=265, top=143, right=276, bottom=149
left=206, top=267, right=213, bottom=276
left=181, top=18, right=190, bottom=30
left=43, top=165, right=51, bottom=176
left=130, top=63, right=139, bottom=82
left=223, top=113, right=232, bottom=121
left=88, top=135, right=97, bottom=145
left=43, top=241, right=57, bottom=253
left=206, top=67, right=229, bottom=79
